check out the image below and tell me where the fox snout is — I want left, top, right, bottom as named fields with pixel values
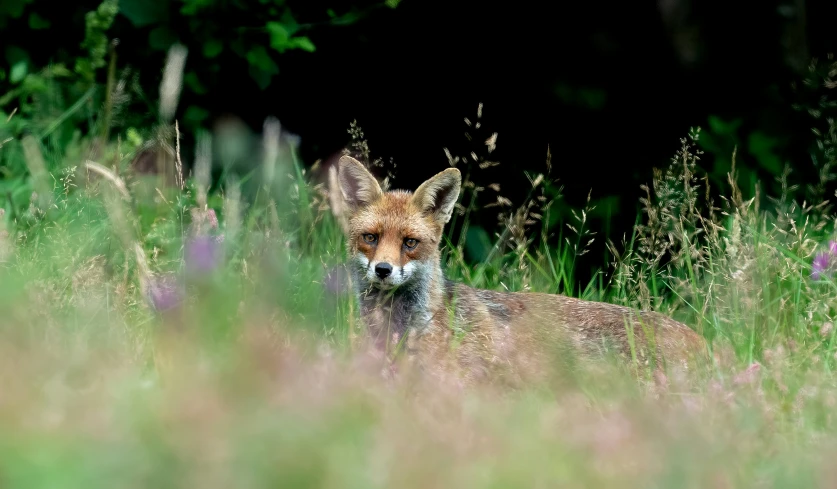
left=368, top=258, right=405, bottom=287
left=374, top=262, right=393, bottom=279
left=355, top=253, right=415, bottom=289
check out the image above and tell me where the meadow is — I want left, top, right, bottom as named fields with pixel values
left=2, top=47, right=837, bottom=488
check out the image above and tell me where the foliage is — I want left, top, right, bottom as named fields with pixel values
left=75, top=0, right=119, bottom=82
left=1, top=0, right=398, bottom=137
left=3, top=5, right=837, bottom=484
left=0, top=0, right=122, bottom=151
left=3, top=41, right=837, bottom=487
left=117, top=0, right=395, bottom=127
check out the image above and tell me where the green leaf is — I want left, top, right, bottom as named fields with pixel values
left=5, top=45, right=29, bottom=65
left=149, top=26, right=177, bottom=50
left=203, top=39, right=223, bottom=58
left=291, top=36, right=315, bottom=53
left=246, top=45, right=279, bottom=74
left=180, top=0, right=214, bottom=16
left=267, top=13, right=305, bottom=53
left=578, top=88, right=606, bottom=110
left=747, top=131, right=782, bottom=176
left=247, top=44, right=279, bottom=89
left=0, top=0, right=32, bottom=19
left=126, top=127, right=144, bottom=148
left=184, top=105, right=209, bottom=124
left=279, top=9, right=300, bottom=34
left=185, top=71, right=208, bottom=94
left=385, top=0, right=401, bottom=7
left=696, top=131, right=724, bottom=157
left=119, top=0, right=169, bottom=27
left=707, top=115, right=742, bottom=136
left=329, top=8, right=363, bottom=25
left=27, top=12, right=50, bottom=29
left=249, top=65, right=275, bottom=90
left=45, top=63, right=71, bottom=78
left=9, top=60, right=27, bottom=84
left=267, top=21, right=291, bottom=52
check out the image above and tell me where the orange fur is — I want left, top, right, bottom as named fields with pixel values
left=336, top=155, right=720, bottom=386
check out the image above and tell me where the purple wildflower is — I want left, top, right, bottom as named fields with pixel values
left=811, top=240, right=837, bottom=281
left=147, top=274, right=183, bottom=311
left=185, top=235, right=221, bottom=275
left=812, top=252, right=830, bottom=281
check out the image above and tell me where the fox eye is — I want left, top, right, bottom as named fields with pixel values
left=362, top=233, right=378, bottom=244
left=404, top=238, right=419, bottom=249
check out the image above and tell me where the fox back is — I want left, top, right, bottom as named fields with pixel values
left=335, top=155, right=715, bottom=385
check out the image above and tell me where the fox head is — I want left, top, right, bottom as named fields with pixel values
left=336, top=155, right=461, bottom=291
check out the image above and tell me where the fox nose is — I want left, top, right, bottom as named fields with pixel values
left=374, top=262, right=393, bottom=279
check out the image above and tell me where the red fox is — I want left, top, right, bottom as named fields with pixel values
left=335, top=155, right=715, bottom=385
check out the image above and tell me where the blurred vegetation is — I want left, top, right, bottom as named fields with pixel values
left=0, top=0, right=395, bottom=134
left=3, top=3, right=837, bottom=486
left=1, top=0, right=834, bottom=287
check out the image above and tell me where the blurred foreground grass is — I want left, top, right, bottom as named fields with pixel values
left=3, top=54, right=837, bottom=488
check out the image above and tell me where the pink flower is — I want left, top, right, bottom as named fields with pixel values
left=147, top=274, right=183, bottom=311
left=185, top=207, right=224, bottom=276
left=733, top=362, right=761, bottom=385
left=185, top=235, right=220, bottom=275
left=812, top=252, right=830, bottom=280
left=812, top=239, right=837, bottom=281
left=206, top=208, right=218, bottom=229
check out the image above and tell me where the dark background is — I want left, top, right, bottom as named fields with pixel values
left=3, top=0, right=837, bottom=283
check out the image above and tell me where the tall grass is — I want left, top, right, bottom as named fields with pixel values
left=2, top=46, right=837, bottom=487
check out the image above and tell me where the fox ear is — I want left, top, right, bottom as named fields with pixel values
left=337, top=155, right=383, bottom=212
left=411, top=167, right=461, bottom=225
